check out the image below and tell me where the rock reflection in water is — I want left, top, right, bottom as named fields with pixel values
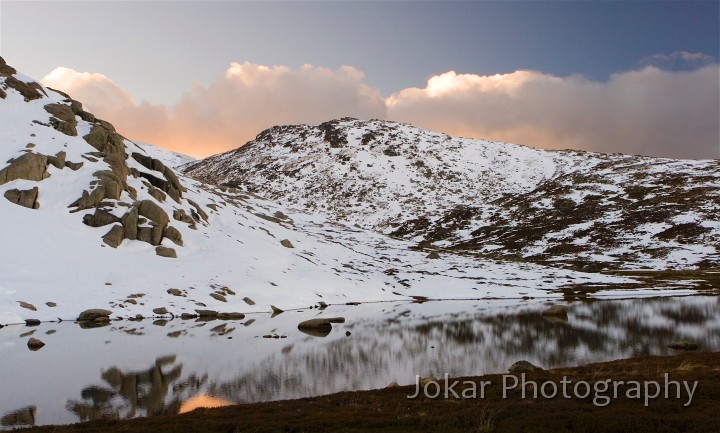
left=212, top=297, right=720, bottom=404
left=66, top=355, right=189, bottom=421
left=1, top=406, right=35, bottom=428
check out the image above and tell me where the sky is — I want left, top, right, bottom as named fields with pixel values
left=1, top=0, right=718, bottom=159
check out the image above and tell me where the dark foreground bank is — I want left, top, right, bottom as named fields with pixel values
left=15, top=351, right=720, bottom=433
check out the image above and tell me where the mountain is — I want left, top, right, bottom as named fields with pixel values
left=0, top=57, right=636, bottom=324
left=184, top=118, right=720, bottom=274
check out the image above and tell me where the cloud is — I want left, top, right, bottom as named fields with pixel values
left=387, top=66, right=719, bottom=159
left=41, top=67, right=171, bottom=150
left=42, top=63, right=386, bottom=157
left=42, top=62, right=719, bottom=159
left=638, top=51, right=716, bottom=70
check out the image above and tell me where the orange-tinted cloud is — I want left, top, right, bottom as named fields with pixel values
left=387, top=66, right=719, bottom=159
left=41, top=63, right=719, bottom=159
left=42, top=63, right=386, bottom=157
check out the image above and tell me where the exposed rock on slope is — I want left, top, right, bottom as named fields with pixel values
left=1, top=55, right=198, bottom=253
left=184, top=118, right=720, bottom=271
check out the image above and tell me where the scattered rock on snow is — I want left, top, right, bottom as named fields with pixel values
left=156, top=246, right=177, bottom=258
left=18, top=301, right=37, bottom=311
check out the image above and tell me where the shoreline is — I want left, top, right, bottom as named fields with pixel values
left=13, top=350, right=720, bottom=433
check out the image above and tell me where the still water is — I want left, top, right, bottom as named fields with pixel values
left=1, top=295, right=718, bottom=428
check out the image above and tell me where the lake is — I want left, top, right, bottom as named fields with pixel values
left=1, top=295, right=718, bottom=428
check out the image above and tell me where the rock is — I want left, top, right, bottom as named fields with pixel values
left=180, top=313, right=198, bottom=320
left=163, top=225, right=183, bottom=246
left=4, top=187, right=40, bottom=209
left=386, top=382, right=399, bottom=388
left=4, top=76, right=46, bottom=101
left=138, top=200, right=169, bottom=244
left=44, top=103, right=78, bottom=136
left=153, top=307, right=169, bottom=315
left=280, top=239, right=294, bottom=248
left=0, top=405, right=36, bottom=426
left=318, top=301, right=328, bottom=309
left=668, top=339, right=700, bottom=351
left=270, top=305, right=284, bottom=314
left=345, top=331, right=352, bottom=336
left=508, top=360, right=543, bottom=373
left=68, top=186, right=106, bottom=211
left=156, top=246, right=177, bottom=258
left=167, top=288, right=183, bottom=297
left=77, top=309, right=112, bottom=321
left=217, top=312, right=246, bottom=320
left=83, top=209, right=120, bottom=227
left=173, top=209, right=195, bottom=224
left=102, top=224, right=125, bottom=248
left=426, top=251, right=441, bottom=259
left=0, top=153, right=48, bottom=185
left=153, top=319, right=168, bottom=326
left=18, top=301, right=37, bottom=311
left=83, top=124, right=125, bottom=155
left=65, top=161, right=83, bottom=171
left=45, top=302, right=56, bottom=307
left=542, top=305, right=569, bottom=317
left=297, top=317, right=345, bottom=337
left=210, top=293, right=227, bottom=302
left=298, top=317, right=346, bottom=328
left=46, top=151, right=66, bottom=169
left=104, top=154, right=130, bottom=181
left=27, top=338, right=45, bottom=351
left=188, top=199, right=209, bottom=221
left=137, top=227, right=154, bottom=244
left=243, top=297, right=256, bottom=305
left=195, top=309, right=218, bottom=317
left=121, top=206, right=139, bottom=240
left=25, top=319, right=41, bottom=326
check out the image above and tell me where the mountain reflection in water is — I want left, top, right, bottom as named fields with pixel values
left=0, top=296, right=717, bottom=427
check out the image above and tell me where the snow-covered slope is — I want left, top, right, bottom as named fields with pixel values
left=184, top=118, right=720, bottom=272
left=1, top=57, right=642, bottom=324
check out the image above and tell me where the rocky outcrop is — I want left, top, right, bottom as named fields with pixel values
left=44, top=103, right=78, bottom=136
left=4, top=187, right=39, bottom=209
left=0, top=153, right=48, bottom=185
left=131, top=152, right=184, bottom=202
